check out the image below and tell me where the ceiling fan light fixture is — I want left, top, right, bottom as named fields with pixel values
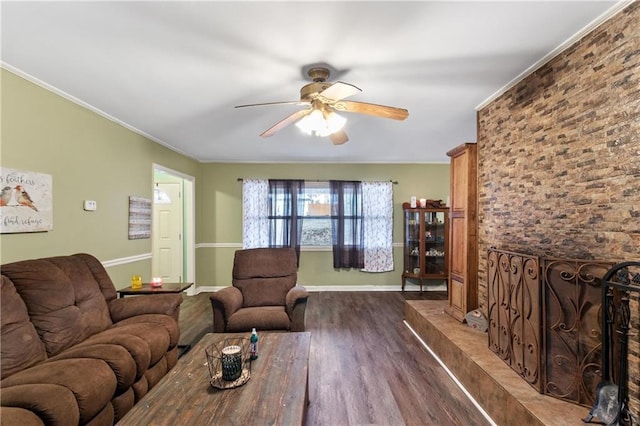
left=237, top=65, right=407, bottom=142
left=325, top=111, right=347, bottom=133
left=295, top=109, right=346, bottom=137
left=295, top=109, right=324, bottom=135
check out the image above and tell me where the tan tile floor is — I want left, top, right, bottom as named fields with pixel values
left=405, top=300, right=590, bottom=426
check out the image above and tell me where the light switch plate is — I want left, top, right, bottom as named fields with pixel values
left=83, top=200, right=97, bottom=211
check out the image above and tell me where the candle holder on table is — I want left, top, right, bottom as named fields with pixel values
left=205, top=337, right=251, bottom=389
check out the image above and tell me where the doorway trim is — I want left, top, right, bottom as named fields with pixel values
left=152, top=164, right=196, bottom=296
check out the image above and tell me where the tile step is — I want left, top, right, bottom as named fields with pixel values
left=405, top=300, right=589, bottom=426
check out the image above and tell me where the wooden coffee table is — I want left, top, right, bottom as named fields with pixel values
left=117, top=332, right=311, bottom=425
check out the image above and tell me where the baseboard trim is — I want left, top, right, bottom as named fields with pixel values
left=305, top=284, right=446, bottom=292
left=194, top=284, right=446, bottom=294
left=196, top=243, right=404, bottom=250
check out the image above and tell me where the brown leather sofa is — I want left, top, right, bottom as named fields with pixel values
left=0, top=253, right=183, bottom=425
left=210, top=248, right=308, bottom=332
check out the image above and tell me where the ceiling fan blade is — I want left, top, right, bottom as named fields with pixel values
left=260, top=109, right=311, bottom=138
left=333, top=100, right=409, bottom=120
left=330, top=129, right=349, bottom=145
left=318, top=81, right=361, bottom=102
left=235, top=101, right=309, bottom=108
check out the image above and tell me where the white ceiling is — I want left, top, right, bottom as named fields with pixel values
left=1, top=1, right=624, bottom=163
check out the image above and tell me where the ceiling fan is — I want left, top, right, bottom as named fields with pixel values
left=234, top=67, right=409, bottom=145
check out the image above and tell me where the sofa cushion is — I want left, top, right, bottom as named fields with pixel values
left=144, top=357, right=168, bottom=390
left=111, top=387, right=135, bottom=423
left=86, top=403, right=114, bottom=426
left=0, top=406, right=45, bottom=426
left=109, top=294, right=182, bottom=324
left=83, top=322, right=171, bottom=367
left=68, top=253, right=119, bottom=304
left=234, top=276, right=297, bottom=308
left=48, top=344, right=137, bottom=392
left=1, top=256, right=112, bottom=356
left=165, top=345, right=179, bottom=370
left=232, top=248, right=297, bottom=280
left=78, top=331, right=151, bottom=380
left=0, top=383, right=80, bottom=425
left=232, top=248, right=298, bottom=308
left=108, top=322, right=171, bottom=366
left=131, top=376, right=148, bottom=402
left=0, top=276, right=46, bottom=380
left=227, top=306, right=290, bottom=331
left=0, top=358, right=117, bottom=424
left=112, top=314, right=180, bottom=349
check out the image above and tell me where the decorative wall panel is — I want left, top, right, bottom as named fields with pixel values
left=541, top=259, right=613, bottom=407
left=488, top=248, right=616, bottom=407
left=488, top=248, right=541, bottom=391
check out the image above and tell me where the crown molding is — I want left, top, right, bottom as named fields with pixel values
left=476, top=0, right=633, bottom=111
left=1, top=62, right=198, bottom=161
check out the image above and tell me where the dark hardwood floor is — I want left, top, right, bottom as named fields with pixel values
left=178, top=292, right=213, bottom=349
left=178, top=291, right=490, bottom=426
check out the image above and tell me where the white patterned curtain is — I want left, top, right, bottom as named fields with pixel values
left=242, top=179, right=269, bottom=249
left=361, top=181, right=394, bottom=272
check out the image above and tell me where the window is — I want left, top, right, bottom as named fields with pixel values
left=264, top=179, right=332, bottom=263
left=267, top=180, right=360, bottom=249
left=153, top=188, right=172, bottom=204
left=284, top=181, right=366, bottom=248
left=242, top=179, right=394, bottom=272
left=269, top=179, right=363, bottom=268
left=300, top=182, right=331, bottom=247
left=268, top=179, right=304, bottom=251
left=330, top=180, right=364, bottom=269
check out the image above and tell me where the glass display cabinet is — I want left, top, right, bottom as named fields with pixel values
left=402, top=201, right=449, bottom=293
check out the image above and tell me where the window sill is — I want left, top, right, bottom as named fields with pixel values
left=300, top=246, right=332, bottom=252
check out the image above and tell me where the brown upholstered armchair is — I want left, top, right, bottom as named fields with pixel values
left=210, top=248, right=309, bottom=332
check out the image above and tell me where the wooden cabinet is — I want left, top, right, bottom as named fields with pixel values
left=401, top=202, right=449, bottom=293
left=445, top=143, right=478, bottom=322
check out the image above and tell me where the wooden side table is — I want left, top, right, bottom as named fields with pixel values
left=117, top=282, right=193, bottom=298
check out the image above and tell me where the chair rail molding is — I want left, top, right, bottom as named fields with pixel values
left=102, top=253, right=152, bottom=268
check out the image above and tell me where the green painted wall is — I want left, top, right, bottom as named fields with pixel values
left=196, top=163, right=450, bottom=288
left=0, top=69, right=199, bottom=287
left=2, top=67, right=451, bottom=291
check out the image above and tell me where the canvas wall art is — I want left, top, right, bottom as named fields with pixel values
left=128, top=195, right=151, bottom=239
left=0, top=167, right=53, bottom=233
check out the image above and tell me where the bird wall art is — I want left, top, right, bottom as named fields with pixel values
left=0, top=167, right=52, bottom=233
left=0, top=185, right=39, bottom=211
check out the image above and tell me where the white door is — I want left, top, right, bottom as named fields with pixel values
left=152, top=182, right=183, bottom=283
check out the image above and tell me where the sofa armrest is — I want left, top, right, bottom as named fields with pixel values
left=108, top=294, right=183, bottom=323
left=286, top=286, right=308, bottom=332
left=0, top=383, right=80, bottom=425
left=210, top=287, right=243, bottom=332
left=285, top=285, right=309, bottom=315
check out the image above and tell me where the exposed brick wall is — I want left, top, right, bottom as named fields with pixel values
left=477, top=2, right=639, bottom=416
